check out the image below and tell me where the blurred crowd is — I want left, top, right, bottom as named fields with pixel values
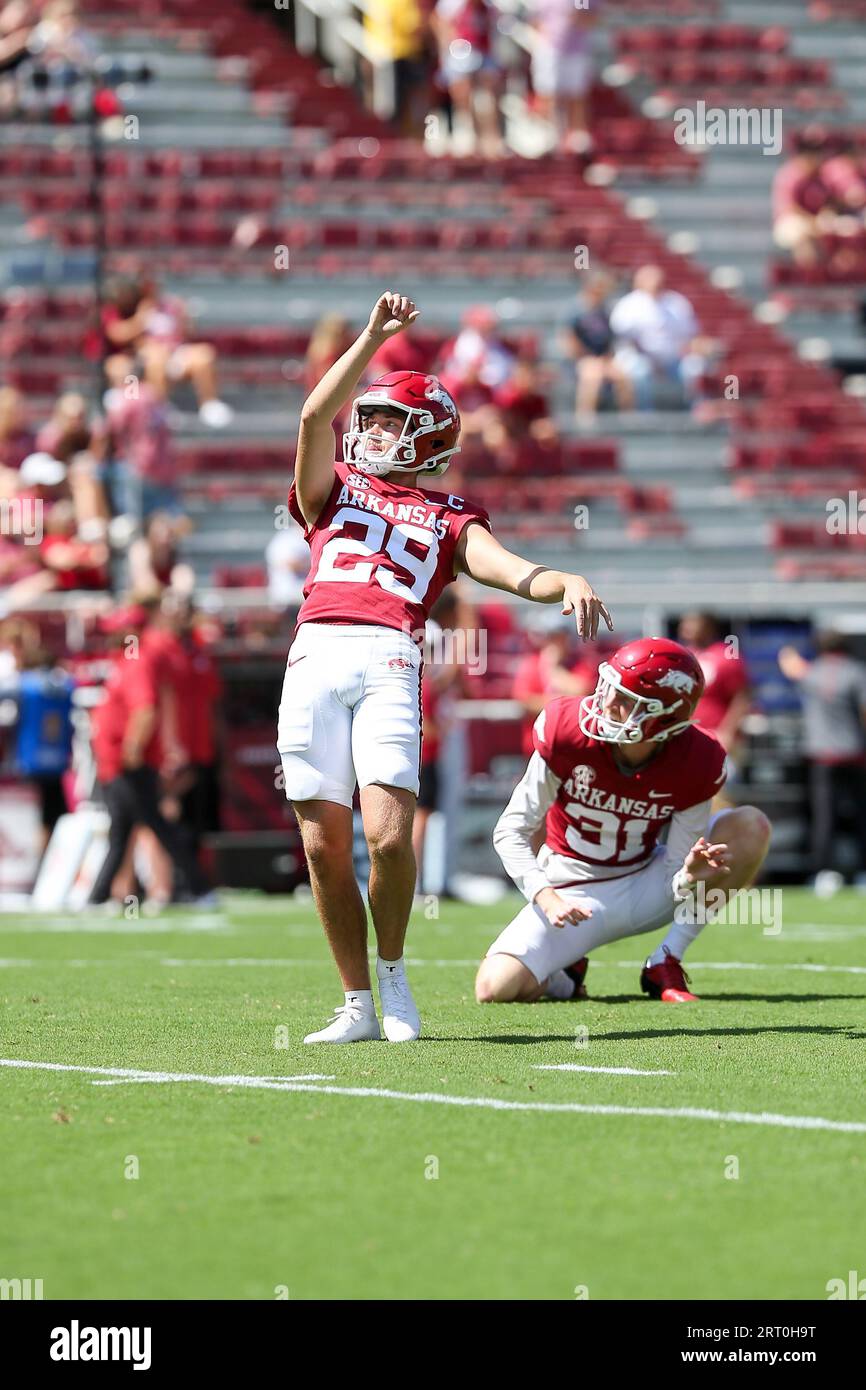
left=0, top=269, right=237, bottom=618
left=0, top=589, right=222, bottom=908
left=364, top=0, right=597, bottom=155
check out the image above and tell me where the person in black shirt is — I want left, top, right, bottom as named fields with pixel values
left=559, top=271, right=635, bottom=422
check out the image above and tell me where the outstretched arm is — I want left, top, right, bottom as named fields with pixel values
left=456, top=522, right=613, bottom=641
left=493, top=752, right=591, bottom=925
left=294, top=291, right=419, bottom=527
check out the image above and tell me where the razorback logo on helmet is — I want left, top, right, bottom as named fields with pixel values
left=424, top=380, right=458, bottom=416
left=657, top=668, right=697, bottom=694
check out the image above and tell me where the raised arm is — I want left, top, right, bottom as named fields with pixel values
left=455, top=522, right=613, bottom=642
left=294, top=291, right=419, bottom=528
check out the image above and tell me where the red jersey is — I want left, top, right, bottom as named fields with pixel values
left=90, top=649, right=162, bottom=782
left=513, top=649, right=596, bottom=756
left=288, top=462, right=490, bottom=639
left=691, top=641, right=749, bottom=734
left=40, top=535, right=109, bottom=592
left=141, top=628, right=222, bottom=765
left=534, top=697, right=726, bottom=879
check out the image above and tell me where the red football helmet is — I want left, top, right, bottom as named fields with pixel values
left=343, top=371, right=461, bottom=477
left=579, top=637, right=705, bottom=744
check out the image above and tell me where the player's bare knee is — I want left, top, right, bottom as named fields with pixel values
left=475, top=956, right=530, bottom=1004
left=718, top=805, right=772, bottom=853
left=366, top=824, right=412, bottom=864
left=302, top=825, right=352, bottom=876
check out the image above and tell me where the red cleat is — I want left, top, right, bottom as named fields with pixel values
left=640, top=947, right=698, bottom=1002
left=565, top=956, right=589, bottom=1000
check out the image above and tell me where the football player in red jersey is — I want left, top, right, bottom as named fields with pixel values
left=282, top=291, right=612, bottom=1043
left=476, top=638, right=771, bottom=1005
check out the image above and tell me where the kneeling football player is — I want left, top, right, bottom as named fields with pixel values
left=476, top=638, right=771, bottom=1005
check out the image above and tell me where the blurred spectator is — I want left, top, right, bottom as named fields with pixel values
left=369, top=328, right=436, bottom=377
left=527, top=0, right=595, bottom=154
left=40, top=498, right=109, bottom=588
left=438, top=304, right=516, bottom=391
left=164, top=592, right=223, bottom=841
left=678, top=612, right=751, bottom=757
left=0, top=1, right=37, bottom=92
left=127, top=512, right=195, bottom=599
left=36, top=391, right=109, bottom=537
left=0, top=615, right=40, bottom=680
left=491, top=357, right=555, bottom=443
left=773, top=143, right=838, bottom=268
left=821, top=138, right=866, bottom=214
left=102, top=276, right=233, bottom=428
left=431, top=0, right=504, bottom=158
left=364, top=0, right=431, bottom=136
left=609, top=265, right=710, bottom=410
left=779, top=633, right=866, bottom=894
left=15, top=0, right=98, bottom=119
left=1, top=496, right=109, bottom=611
left=304, top=313, right=355, bottom=393
left=512, top=609, right=595, bottom=756
left=444, top=360, right=496, bottom=438
left=134, top=591, right=224, bottom=902
left=0, top=641, right=74, bottom=857
left=0, top=385, right=36, bottom=494
left=266, top=515, right=309, bottom=610
left=560, top=272, right=635, bottom=420
left=0, top=528, right=43, bottom=594
left=87, top=602, right=211, bottom=907
left=104, top=382, right=182, bottom=521
left=304, top=313, right=356, bottom=436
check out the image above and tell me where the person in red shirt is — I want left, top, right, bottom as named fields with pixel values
left=87, top=603, right=210, bottom=906
left=281, top=289, right=611, bottom=1043
left=677, top=611, right=751, bottom=756
left=159, top=592, right=224, bottom=838
left=513, top=611, right=596, bottom=756
left=492, top=359, right=554, bottom=442
left=477, top=638, right=771, bottom=1006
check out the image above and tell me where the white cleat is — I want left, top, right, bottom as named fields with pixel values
left=377, top=967, right=421, bottom=1042
left=303, top=1001, right=381, bottom=1045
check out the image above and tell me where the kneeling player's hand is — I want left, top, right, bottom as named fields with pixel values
left=366, top=291, right=420, bottom=341
left=683, top=835, right=732, bottom=884
left=535, top=886, right=592, bottom=929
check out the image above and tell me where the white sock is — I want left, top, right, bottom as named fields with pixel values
left=650, top=921, right=702, bottom=966
left=545, top=969, right=576, bottom=1001
left=376, top=955, right=404, bottom=979
left=345, top=988, right=375, bottom=1012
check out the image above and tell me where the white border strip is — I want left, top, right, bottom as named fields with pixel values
left=535, top=1064, right=675, bottom=1076
left=2, top=1059, right=864, bottom=1133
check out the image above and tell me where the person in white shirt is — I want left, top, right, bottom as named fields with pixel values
left=266, top=519, right=309, bottom=610
left=609, top=265, right=709, bottom=409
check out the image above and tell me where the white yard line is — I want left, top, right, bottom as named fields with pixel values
left=2, top=1059, right=864, bottom=1134
left=1, top=957, right=865, bottom=977
left=0, top=917, right=229, bottom=934
left=535, top=1064, right=675, bottom=1076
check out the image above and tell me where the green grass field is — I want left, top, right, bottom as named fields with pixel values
left=1, top=889, right=864, bottom=1301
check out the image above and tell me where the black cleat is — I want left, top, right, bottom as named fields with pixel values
left=564, top=956, right=589, bottom=1000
